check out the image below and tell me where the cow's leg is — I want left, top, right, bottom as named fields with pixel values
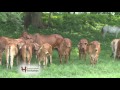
left=84, top=53, right=86, bottom=61
left=93, top=58, right=96, bottom=65
left=90, top=56, right=93, bottom=65
left=50, top=55, right=52, bottom=64
left=38, top=58, right=41, bottom=69
left=38, top=60, right=41, bottom=66
left=95, top=59, right=98, bottom=64
left=43, top=57, right=46, bottom=66
left=59, top=54, right=62, bottom=64
left=0, top=59, right=1, bottom=65
left=0, top=53, right=2, bottom=65
left=65, top=54, right=68, bottom=63
left=69, top=51, right=71, bottom=61
left=10, top=56, right=14, bottom=69
left=28, top=55, right=31, bottom=66
left=38, top=61, right=41, bottom=69
left=6, top=55, right=9, bottom=69
left=43, top=57, right=47, bottom=68
left=57, top=49, right=61, bottom=59
left=114, top=42, right=117, bottom=60
left=90, top=56, right=92, bottom=64
left=46, top=57, right=48, bottom=66
left=95, top=55, right=98, bottom=64
left=80, top=53, right=83, bottom=60
left=22, top=56, right=26, bottom=65
left=28, top=59, right=31, bottom=66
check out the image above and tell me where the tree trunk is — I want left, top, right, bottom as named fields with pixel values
left=23, top=12, right=32, bottom=31
left=31, top=12, right=44, bottom=28
left=48, top=12, right=52, bottom=27
left=23, top=12, right=44, bottom=31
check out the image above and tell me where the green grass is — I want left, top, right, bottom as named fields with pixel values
left=1, top=46, right=120, bottom=78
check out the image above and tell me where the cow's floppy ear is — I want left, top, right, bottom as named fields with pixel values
left=77, top=44, right=80, bottom=48
left=17, top=42, right=24, bottom=49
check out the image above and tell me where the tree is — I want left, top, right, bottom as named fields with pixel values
left=48, top=12, right=52, bottom=27
left=23, top=12, right=44, bottom=31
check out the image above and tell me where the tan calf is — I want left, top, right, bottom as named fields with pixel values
left=5, top=43, right=18, bottom=69
left=5, top=38, right=24, bottom=69
left=116, top=40, right=120, bottom=59
left=36, top=43, right=52, bottom=67
left=58, top=38, right=72, bottom=63
left=88, top=41, right=101, bottom=65
left=17, top=42, right=40, bottom=65
left=78, top=39, right=88, bottom=60
left=111, top=39, right=120, bottom=59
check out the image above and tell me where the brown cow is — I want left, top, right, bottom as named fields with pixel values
left=78, top=39, right=88, bottom=60
left=36, top=43, right=52, bottom=67
left=20, top=31, right=33, bottom=40
left=111, top=39, right=120, bottom=59
left=0, top=36, right=25, bottom=65
left=20, top=32, right=64, bottom=49
left=116, top=40, right=120, bottom=59
left=58, top=38, right=72, bottom=63
left=20, top=43, right=32, bottom=65
left=88, top=41, right=101, bottom=65
left=0, top=36, right=13, bottom=64
left=17, top=41, right=40, bottom=65
left=5, top=43, right=19, bottom=69
left=20, top=32, right=63, bottom=62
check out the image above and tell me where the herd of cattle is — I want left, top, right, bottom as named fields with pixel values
left=0, top=24, right=120, bottom=70
left=0, top=31, right=102, bottom=69
left=0, top=32, right=72, bottom=69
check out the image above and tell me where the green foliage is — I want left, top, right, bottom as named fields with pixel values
left=0, top=12, right=23, bottom=38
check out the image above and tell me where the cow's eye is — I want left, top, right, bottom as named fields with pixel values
left=85, top=43, right=87, bottom=45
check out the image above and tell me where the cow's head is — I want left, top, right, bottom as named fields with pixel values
left=17, top=42, right=25, bottom=50
left=21, top=31, right=32, bottom=39
left=64, top=39, right=72, bottom=48
left=78, top=39, right=88, bottom=52
left=89, top=41, right=100, bottom=53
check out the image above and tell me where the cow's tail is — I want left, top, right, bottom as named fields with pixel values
left=26, top=46, right=28, bottom=63
left=23, top=45, right=28, bottom=65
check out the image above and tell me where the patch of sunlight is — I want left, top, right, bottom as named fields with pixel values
left=71, top=32, right=78, bottom=35
left=51, top=16, right=57, bottom=18
left=51, top=16, right=62, bottom=19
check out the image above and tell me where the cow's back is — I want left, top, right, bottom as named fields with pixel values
left=34, top=33, right=63, bottom=49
